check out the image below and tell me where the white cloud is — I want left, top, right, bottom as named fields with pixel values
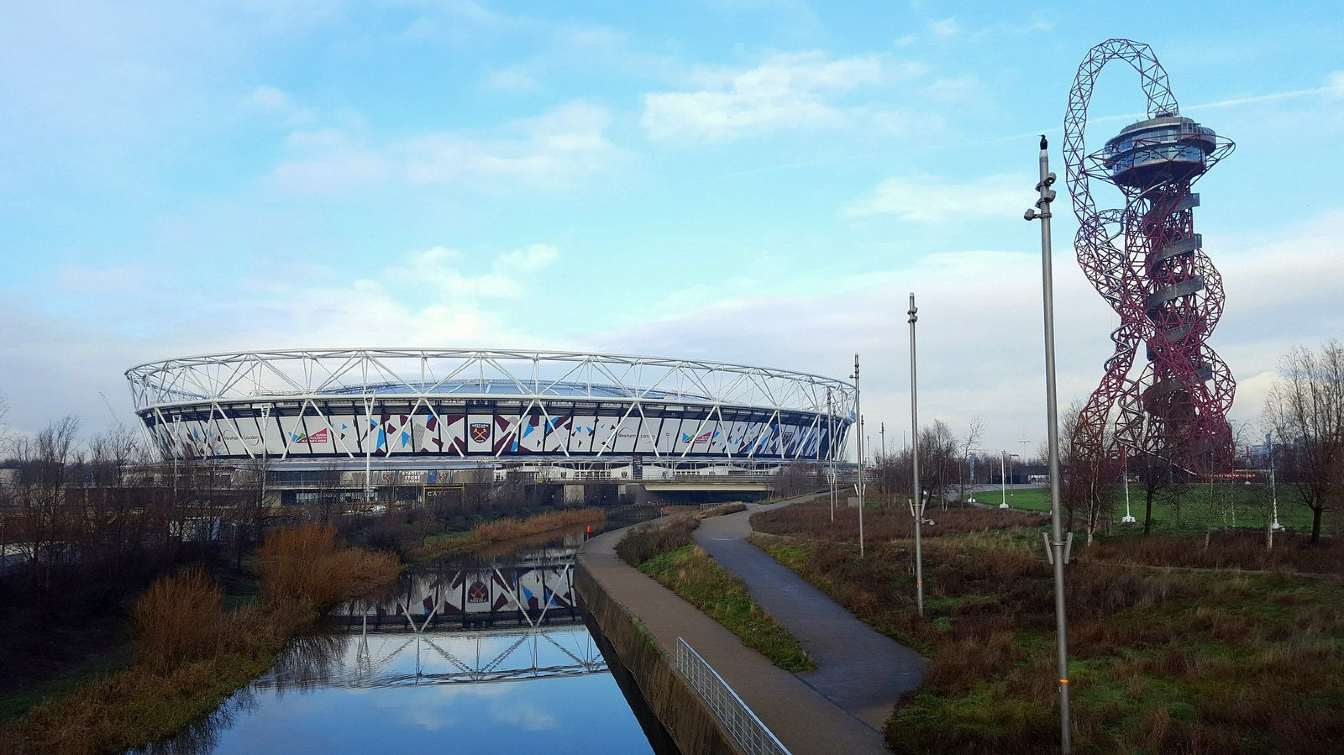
left=929, top=18, right=960, bottom=39
left=245, top=85, right=314, bottom=125
left=269, top=101, right=619, bottom=193
left=591, top=210, right=1344, bottom=454
left=405, top=102, right=618, bottom=188
left=844, top=173, right=1027, bottom=221
left=497, top=243, right=559, bottom=273
left=640, top=52, right=927, bottom=142
left=482, top=67, right=540, bottom=92
left=1326, top=71, right=1344, bottom=97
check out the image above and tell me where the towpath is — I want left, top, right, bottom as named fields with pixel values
left=579, top=513, right=886, bottom=753
left=693, top=498, right=925, bottom=731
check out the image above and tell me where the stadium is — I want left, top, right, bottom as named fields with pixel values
left=125, top=349, right=856, bottom=502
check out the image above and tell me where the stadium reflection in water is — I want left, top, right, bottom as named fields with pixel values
left=144, top=540, right=654, bottom=754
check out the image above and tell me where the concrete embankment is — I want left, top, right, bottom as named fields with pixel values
left=576, top=522, right=886, bottom=754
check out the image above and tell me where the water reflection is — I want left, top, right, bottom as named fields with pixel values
left=142, top=537, right=654, bottom=754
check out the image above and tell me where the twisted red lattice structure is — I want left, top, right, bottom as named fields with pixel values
left=1063, top=39, right=1235, bottom=473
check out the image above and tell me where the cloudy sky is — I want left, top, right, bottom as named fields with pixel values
left=1, top=1, right=1341, bottom=452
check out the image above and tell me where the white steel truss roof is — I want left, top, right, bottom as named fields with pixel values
left=125, top=348, right=857, bottom=419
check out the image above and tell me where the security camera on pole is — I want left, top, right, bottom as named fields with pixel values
left=1025, top=134, right=1072, bottom=753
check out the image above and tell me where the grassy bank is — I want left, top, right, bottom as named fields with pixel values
left=617, top=518, right=814, bottom=672
left=0, top=524, right=400, bottom=754
left=748, top=499, right=1344, bottom=753
left=407, top=506, right=604, bottom=563
left=968, top=484, right=1333, bottom=536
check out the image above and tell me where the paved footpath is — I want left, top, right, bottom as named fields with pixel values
left=693, top=499, right=925, bottom=731
left=579, top=518, right=887, bottom=753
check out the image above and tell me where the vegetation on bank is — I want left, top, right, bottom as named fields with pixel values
left=617, top=517, right=814, bottom=673
left=967, top=484, right=1334, bottom=536
left=748, top=499, right=1344, bottom=753
left=406, top=506, right=604, bottom=563
left=0, top=524, right=400, bottom=755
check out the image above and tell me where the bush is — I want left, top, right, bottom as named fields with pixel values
left=471, top=507, right=604, bottom=543
left=256, top=523, right=401, bottom=610
left=616, top=517, right=698, bottom=567
left=131, top=568, right=224, bottom=671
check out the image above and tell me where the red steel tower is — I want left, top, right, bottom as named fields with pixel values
left=1063, top=39, right=1235, bottom=472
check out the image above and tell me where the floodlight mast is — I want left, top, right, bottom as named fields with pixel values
left=1027, top=134, right=1071, bottom=753
left=908, top=293, right=924, bottom=617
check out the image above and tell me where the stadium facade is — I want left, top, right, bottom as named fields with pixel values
left=125, top=349, right=856, bottom=493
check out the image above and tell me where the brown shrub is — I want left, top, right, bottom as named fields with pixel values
left=751, top=498, right=1046, bottom=542
left=131, top=567, right=225, bottom=670
left=616, top=517, right=698, bottom=567
left=1085, top=529, right=1344, bottom=575
left=256, top=523, right=401, bottom=610
left=472, top=507, right=604, bottom=543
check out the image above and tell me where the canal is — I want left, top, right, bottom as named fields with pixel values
left=145, top=526, right=659, bottom=754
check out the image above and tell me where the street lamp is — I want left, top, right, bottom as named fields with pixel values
left=999, top=451, right=1020, bottom=509
left=908, top=293, right=924, bottom=617
left=1025, top=133, right=1071, bottom=753
left=1120, top=449, right=1136, bottom=524
left=851, top=354, right=865, bottom=558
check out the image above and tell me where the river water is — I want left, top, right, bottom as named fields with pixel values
left=147, top=526, right=656, bottom=754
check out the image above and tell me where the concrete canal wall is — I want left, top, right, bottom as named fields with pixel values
left=575, top=560, right=735, bottom=755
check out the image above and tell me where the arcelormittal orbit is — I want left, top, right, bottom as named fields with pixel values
left=1063, top=39, right=1235, bottom=472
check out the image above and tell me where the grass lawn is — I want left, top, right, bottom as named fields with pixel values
left=749, top=498, right=1344, bottom=753
left=966, top=484, right=1332, bottom=536
left=617, top=518, right=814, bottom=672
left=639, top=544, right=814, bottom=672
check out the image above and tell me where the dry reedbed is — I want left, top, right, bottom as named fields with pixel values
left=1, top=523, right=401, bottom=755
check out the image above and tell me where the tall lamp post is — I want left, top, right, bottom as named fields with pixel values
left=999, top=450, right=1009, bottom=509
left=1025, top=134, right=1071, bottom=752
left=852, top=355, right=865, bottom=558
left=908, top=293, right=924, bottom=617
left=827, top=388, right=837, bottom=523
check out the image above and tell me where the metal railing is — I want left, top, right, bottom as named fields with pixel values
left=674, top=637, right=790, bottom=755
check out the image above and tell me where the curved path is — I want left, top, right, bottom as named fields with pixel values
left=579, top=515, right=886, bottom=753
left=693, top=498, right=925, bottom=731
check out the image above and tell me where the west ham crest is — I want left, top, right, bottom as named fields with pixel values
left=469, top=422, right=491, bottom=444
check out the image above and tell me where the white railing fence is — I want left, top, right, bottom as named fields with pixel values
left=674, top=637, right=790, bottom=755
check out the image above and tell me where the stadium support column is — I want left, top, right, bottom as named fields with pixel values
left=1026, top=134, right=1071, bottom=753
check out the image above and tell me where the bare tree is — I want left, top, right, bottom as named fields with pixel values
left=1265, top=341, right=1344, bottom=543
left=1060, top=403, right=1114, bottom=544
left=956, top=419, right=984, bottom=507
left=11, top=416, right=81, bottom=609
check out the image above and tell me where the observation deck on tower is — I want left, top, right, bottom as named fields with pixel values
left=1102, top=114, right=1219, bottom=189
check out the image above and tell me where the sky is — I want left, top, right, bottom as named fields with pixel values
left=1, top=0, right=1342, bottom=454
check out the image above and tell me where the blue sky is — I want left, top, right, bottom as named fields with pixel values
left=2, top=0, right=1342, bottom=451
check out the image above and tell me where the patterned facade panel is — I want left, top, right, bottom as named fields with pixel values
left=138, top=398, right=849, bottom=462
left=568, top=415, right=596, bottom=453
left=610, top=413, right=641, bottom=453
left=324, top=413, right=359, bottom=455
left=298, top=413, right=337, bottom=455
left=633, top=416, right=660, bottom=453
left=492, top=415, right=520, bottom=455
left=439, top=413, right=466, bottom=455
left=517, top=413, right=546, bottom=453
left=542, top=413, right=573, bottom=453
left=591, top=415, right=621, bottom=455
left=684, top=419, right=720, bottom=454
left=654, top=417, right=679, bottom=454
